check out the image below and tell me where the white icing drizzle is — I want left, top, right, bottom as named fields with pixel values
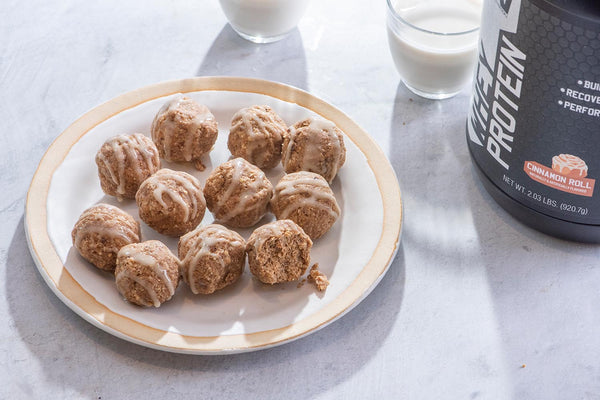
left=185, top=104, right=214, bottom=162
left=275, top=173, right=340, bottom=219
left=282, top=125, right=296, bottom=168
left=282, top=117, right=343, bottom=182
left=74, top=204, right=139, bottom=250
left=232, top=106, right=284, bottom=164
left=212, top=158, right=271, bottom=224
left=116, top=269, right=160, bottom=307
left=251, top=220, right=300, bottom=251
left=96, top=134, right=159, bottom=197
left=147, top=169, right=204, bottom=223
left=180, top=224, right=244, bottom=294
left=116, top=244, right=176, bottom=307
left=152, top=94, right=215, bottom=162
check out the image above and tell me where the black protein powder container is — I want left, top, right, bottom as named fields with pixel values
left=467, top=0, right=600, bottom=242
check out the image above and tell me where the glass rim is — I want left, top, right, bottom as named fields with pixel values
left=386, top=0, right=481, bottom=36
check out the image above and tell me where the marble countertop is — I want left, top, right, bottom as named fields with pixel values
left=2, top=1, right=599, bottom=399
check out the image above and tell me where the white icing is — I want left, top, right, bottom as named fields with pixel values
left=180, top=224, right=244, bottom=294
left=116, top=244, right=177, bottom=307
left=282, top=125, right=296, bottom=168
left=275, top=173, right=340, bottom=220
left=308, top=117, right=336, bottom=131
left=152, top=94, right=215, bottom=162
left=251, top=220, right=299, bottom=251
left=282, top=117, right=343, bottom=183
left=146, top=169, right=204, bottom=223
left=116, top=270, right=161, bottom=307
left=74, top=204, right=139, bottom=250
left=231, top=106, right=284, bottom=164
left=96, top=134, right=159, bottom=199
left=212, top=158, right=271, bottom=225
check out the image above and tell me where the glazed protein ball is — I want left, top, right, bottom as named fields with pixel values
left=151, top=94, right=218, bottom=170
left=246, top=220, right=312, bottom=284
left=281, top=117, right=346, bottom=183
left=178, top=224, right=246, bottom=295
left=136, top=169, right=206, bottom=236
left=95, top=133, right=161, bottom=200
left=115, top=240, right=180, bottom=307
left=271, top=171, right=340, bottom=239
left=203, top=157, right=273, bottom=228
left=227, top=105, right=287, bottom=169
left=71, top=203, right=141, bottom=271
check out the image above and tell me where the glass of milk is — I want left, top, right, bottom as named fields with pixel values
left=386, top=0, right=482, bottom=99
left=219, top=0, right=311, bottom=43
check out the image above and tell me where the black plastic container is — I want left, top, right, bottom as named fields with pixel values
left=467, top=0, right=600, bottom=242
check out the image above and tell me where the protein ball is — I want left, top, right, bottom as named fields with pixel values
left=151, top=94, right=218, bottom=170
left=281, top=117, right=346, bottom=183
left=246, top=219, right=312, bottom=284
left=227, top=105, right=287, bottom=169
left=71, top=203, right=141, bottom=271
left=271, top=171, right=340, bottom=239
left=136, top=169, right=206, bottom=236
left=203, top=157, right=273, bottom=228
left=178, top=224, right=246, bottom=294
left=95, top=133, right=161, bottom=200
left=115, top=240, right=180, bottom=307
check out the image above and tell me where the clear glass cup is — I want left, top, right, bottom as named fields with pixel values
left=219, top=0, right=311, bottom=43
left=386, top=0, right=482, bottom=99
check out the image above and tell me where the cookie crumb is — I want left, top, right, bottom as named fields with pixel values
left=307, top=263, right=329, bottom=292
left=520, top=364, right=526, bottom=369
left=297, top=279, right=306, bottom=288
left=193, top=159, right=206, bottom=171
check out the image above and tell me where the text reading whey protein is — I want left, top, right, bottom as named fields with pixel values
left=467, top=0, right=600, bottom=224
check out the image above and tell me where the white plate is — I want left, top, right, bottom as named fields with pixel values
left=25, top=77, right=402, bottom=354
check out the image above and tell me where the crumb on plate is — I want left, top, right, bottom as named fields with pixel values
left=307, top=263, right=329, bottom=292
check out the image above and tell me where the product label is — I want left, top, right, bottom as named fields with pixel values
left=523, top=159, right=595, bottom=197
left=467, top=0, right=600, bottom=224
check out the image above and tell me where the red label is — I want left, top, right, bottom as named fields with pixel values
left=524, top=161, right=595, bottom=197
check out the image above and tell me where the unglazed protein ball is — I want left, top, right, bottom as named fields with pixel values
left=271, top=171, right=340, bottom=239
left=95, top=133, right=161, bottom=200
left=178, top=224, right=246, bottom=295
left=246, top=219, right=312, bottom=284
left=203, top=157, right=273, bottom=228
left=136, top=169, right=206, bottom=236
left=115, top=240, right=180, bottom=307
left=151, top=94, right=218, bottom=170
left=227, top=105, right=287, bottom=169
left=281, top=117, right=346, bottom=183
left=71, top=203, right=141, bottom=271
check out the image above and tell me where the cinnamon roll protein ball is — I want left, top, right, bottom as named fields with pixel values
left=115, top=240, right=180, bottom=307
left=136, top=169, right=206, bottom=236
left=246, top=220, right=312, bottom=284
left=271, top=171, right=340, bottom=239
left=281, top=117, right=346, bottom=183
left=71, top=203, right=141, bottom=271
left=151, top=94, right=218, bottom=170
left=203, top=158, right=273, bottom=228
left=95, top=133, right=161, bottom=200
left=178, top=224, right=246, bottom=295
left=227, top=105, right=287, bottom=169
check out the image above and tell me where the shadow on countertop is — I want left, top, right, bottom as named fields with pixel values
left=8, top=214, right=405, bottom=399
left=388, top=80, right=600, bottom=399
left=196, top=24, right=308, bottom=91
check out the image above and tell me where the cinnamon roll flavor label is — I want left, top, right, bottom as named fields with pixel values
left=467, top=0, right=600, bottom=225
left=523, top=157, right=595, bottom=198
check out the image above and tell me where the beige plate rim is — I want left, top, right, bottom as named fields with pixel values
left=25, top=76, right=403, bottom=354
